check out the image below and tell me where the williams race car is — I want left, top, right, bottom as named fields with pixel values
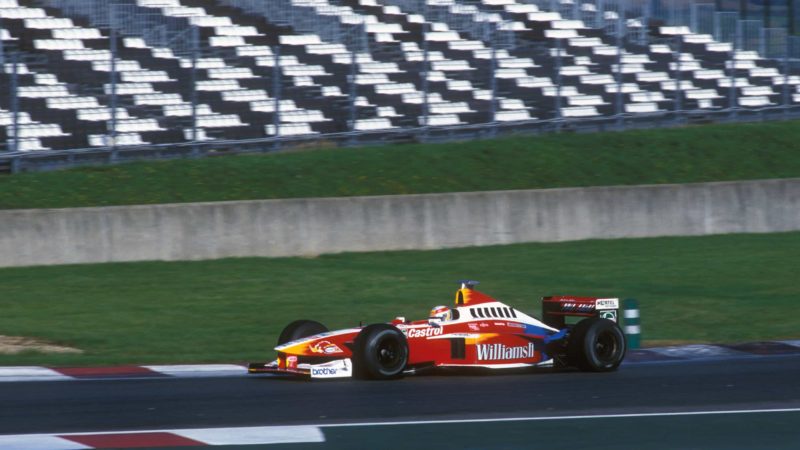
left=248, top=281, right=626, bottom=379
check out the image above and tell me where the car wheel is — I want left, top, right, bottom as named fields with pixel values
left=277, top=320, right=328, bottom=345
left=353, top=324, right=408, bottom=380
left=567, top=317, right=626, bottom=372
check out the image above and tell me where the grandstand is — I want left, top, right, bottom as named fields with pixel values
left=0, top=0, right=799, bottom=171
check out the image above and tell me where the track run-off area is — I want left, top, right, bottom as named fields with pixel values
left=1, top=352, right=800, bottom=449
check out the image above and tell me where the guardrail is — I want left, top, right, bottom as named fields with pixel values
left=3, top=106, right=800, bottom=174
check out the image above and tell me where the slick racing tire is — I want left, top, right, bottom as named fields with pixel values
left=277, top=320, right=328, bottom=345
left=353, top=324, right=408, bottom=380
left=567, top=318, right=626, bottom=372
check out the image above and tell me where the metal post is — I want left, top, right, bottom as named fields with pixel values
left=729, top=25, right=738, bottom=118
left=555, top=37, right=563, bottom=131
left=190, top=25, right=199, bottom=156
left=422, top=22, right=430, bottom=136
left=489, top=24, right=498, bottom=137
left=597, top=0, right=605, bottom=28
left=784, top=36, right=790, bottom=117
left=623, top=298, right=641, bottom=349
left=10, top=52, right=19, bottom=153
left=736, top=18, right=743, bottom=51
left=348, top=46, right=358, bottom=139
left=669, top=0, right=676, bottom=26
left=109, top=22, right=118, bottom=159
left=642, top=0, right=650, bottom=46
left=616, top=0, right=624, bottom=127
left=674, top=35, right=682, bottom=117
left=272, top=45, right=281, bottom=149
left=0, top=15, right=5, bottom=67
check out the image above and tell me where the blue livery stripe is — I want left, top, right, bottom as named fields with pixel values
left=543, top=328, right=568, bottom=344
left=524, top=324, right=554, bottom=338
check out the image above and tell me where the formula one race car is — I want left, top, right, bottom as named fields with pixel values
left=248, top=281, right=626, bottom=379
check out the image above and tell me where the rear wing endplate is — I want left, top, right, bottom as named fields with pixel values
left=541, top=296, right=620, bottom=329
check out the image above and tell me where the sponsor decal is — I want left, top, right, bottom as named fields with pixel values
left=507, top=322, right=526, bottom=329
left=311, top=367, right=338, bottom=376
left=476, top=343, right=536, bottom=361
left=596, top=298, right=620, bottom=309
left=286, top=356, right=298, bottom=369
left=310, top=359, right=352, bottom=378
left=405, top=327, right=444, bottom=338
left=494, top=322, right=506, bottom=326
left=599, top=310, right=618, bottom=322
left=444, top=333, right=479, bottom=338
left=309, top=340, right=343, bottom=355
left=561, top=302, right=595, bottom=312
left=479, top=323, right=489, bottom=328
left=468, top=323, right=479, bottom=331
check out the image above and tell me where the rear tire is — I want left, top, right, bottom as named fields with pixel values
left=353, top=324, right=408, bottom=380
left=567, top=318, right=626, bottom=372
left=278, top=320, right=328, bottom=345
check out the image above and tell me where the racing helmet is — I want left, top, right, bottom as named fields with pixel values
left=428, top=305, right=452, bottom=325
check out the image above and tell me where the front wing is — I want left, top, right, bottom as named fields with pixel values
left=248, top=358, right=353, bottom=379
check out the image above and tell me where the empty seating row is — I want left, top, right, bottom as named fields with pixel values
left=1, top=0, right=798, bottom=153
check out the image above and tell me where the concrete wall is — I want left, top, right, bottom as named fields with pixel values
left=1, top=178, right=799, bottom=267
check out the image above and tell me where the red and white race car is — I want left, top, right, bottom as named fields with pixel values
left=248, top=281, right=626, bottom=379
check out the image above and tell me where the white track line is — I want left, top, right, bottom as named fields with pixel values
left=142, top=364, right=246, bottom=377
left=0, top=426, right=325, bottom=449
left=0, top=367, right=72, bottom=382
left=0, top=435, right=90, bottom=450
left=176, top=425, right=324, bottom=445
left=3, top=408, right=798, bottom=449
left=318, top=407, right=800, bottom=428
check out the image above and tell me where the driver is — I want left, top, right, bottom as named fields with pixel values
left=428, top=305, right=451, bottom=326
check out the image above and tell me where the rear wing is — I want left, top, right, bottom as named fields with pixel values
left=541, top=296, right=620, bottom=329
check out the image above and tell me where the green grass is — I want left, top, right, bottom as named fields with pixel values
left=2, top=120, right=800, bottom=209
left=1, top=232, right=798, bottom=367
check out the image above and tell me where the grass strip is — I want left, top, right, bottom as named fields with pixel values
left=2, top=120, right=800, bottom=209
left=0, top=232, right=798, bottom=366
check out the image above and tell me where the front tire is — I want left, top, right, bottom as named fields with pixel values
left=353, top=324, right=408, bottom=380
left=278, top=320, right=328, bottom=345
left=567, top=318, right=626, bottom=372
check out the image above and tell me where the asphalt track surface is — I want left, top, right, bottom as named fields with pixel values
left=2, top=355, right=800, bottom=449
